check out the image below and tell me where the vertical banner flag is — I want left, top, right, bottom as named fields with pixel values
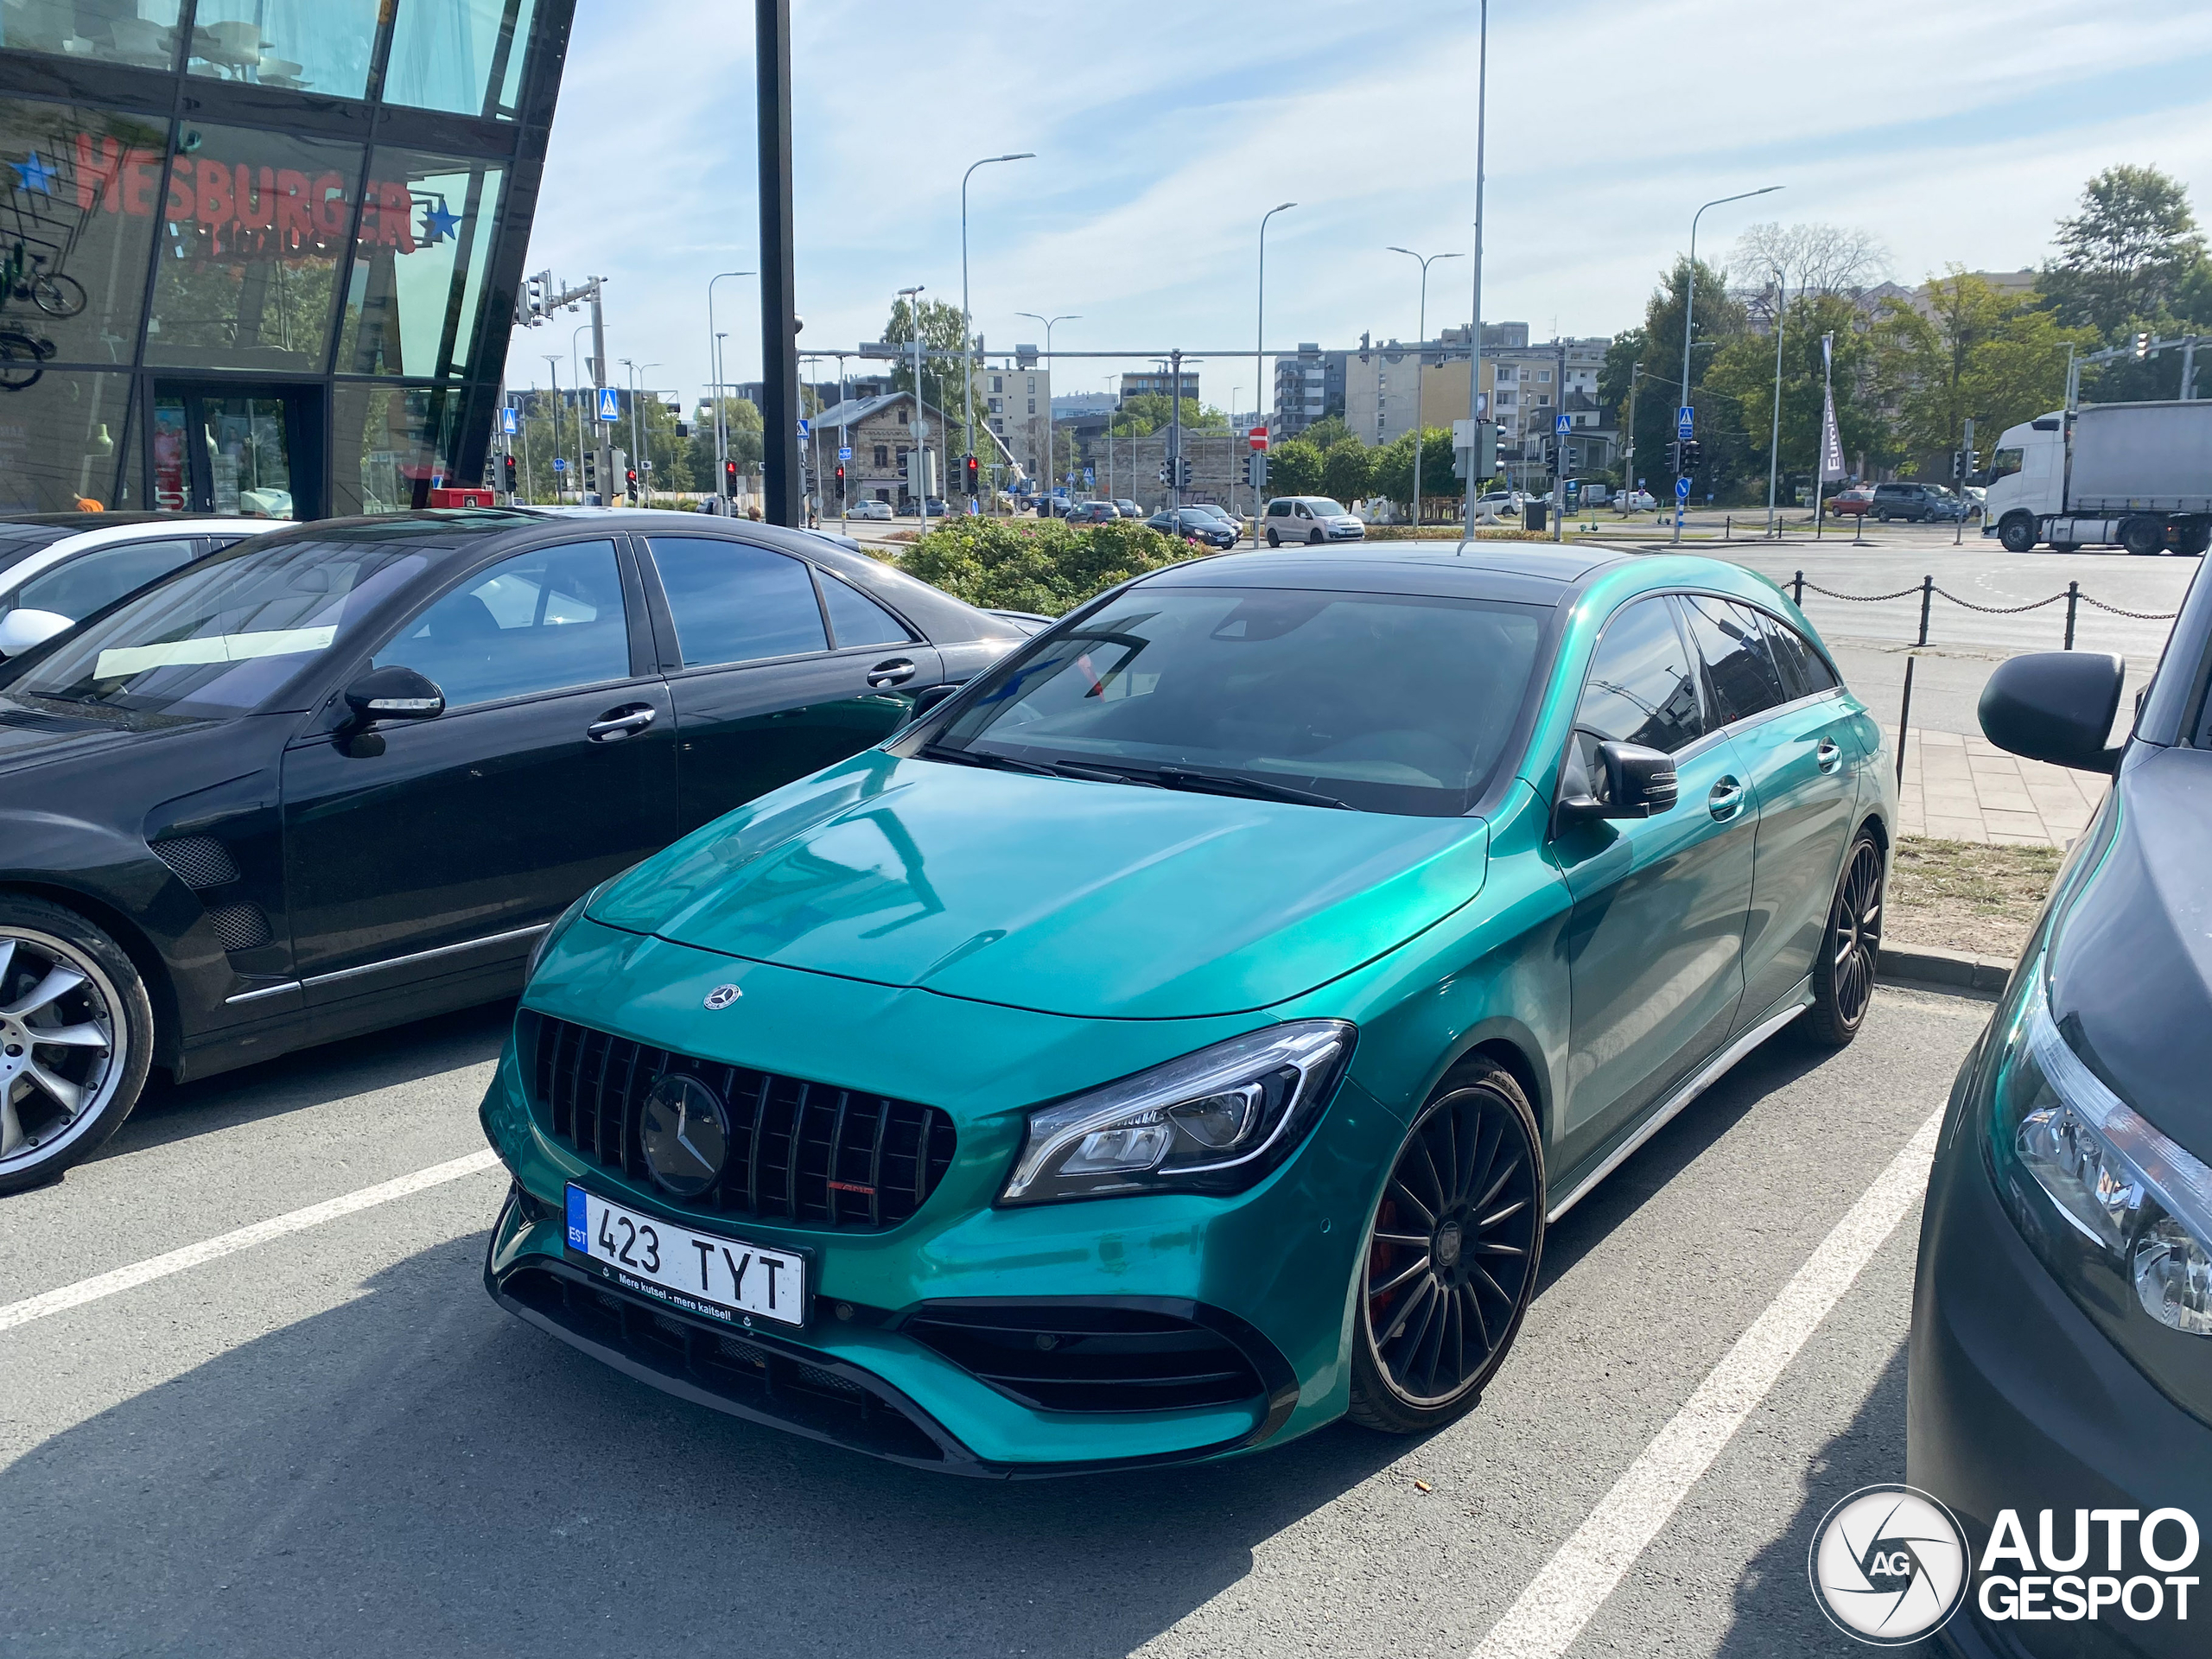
left=1818, top=334, right=1846, bottom=481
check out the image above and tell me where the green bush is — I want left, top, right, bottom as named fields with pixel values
left=885, top=517, right=1204, bottom=615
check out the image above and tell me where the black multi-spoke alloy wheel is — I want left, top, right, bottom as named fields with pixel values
left=1350, top=1056, right=1543, bottom=1434
left=0, top=895, right=153, bottom=1195
left=1802, top=833, right=1884, bottom=1046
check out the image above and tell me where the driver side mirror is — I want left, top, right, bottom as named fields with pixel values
left=1558, top=739, right=1680, bottom=826
left=910, top=682, right=961, bottom=719
left=342, top=664, right=445, bottom=728
left=1979, top=651, right=2124, bottom=774
left=0, top=607, right=73, bottom=659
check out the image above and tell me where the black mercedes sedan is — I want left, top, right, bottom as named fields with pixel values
left=0, top=510, right=1027, bottom=1192
left=1909, top=561, right=2210, bottom=1656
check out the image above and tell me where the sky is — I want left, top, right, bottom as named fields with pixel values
left=510, top=0, right=2212, bottom=414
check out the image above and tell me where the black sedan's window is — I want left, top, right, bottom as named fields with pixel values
left=819, top=572, right=912, bottom=650
left=1576, top=598, right=1703, bottom=753
left=650, top=537, right=828, bottom=667
left=375, top=541, right=631, bottom=709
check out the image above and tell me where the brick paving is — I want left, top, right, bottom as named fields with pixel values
left=1885, top=725, right=2105, bottom=848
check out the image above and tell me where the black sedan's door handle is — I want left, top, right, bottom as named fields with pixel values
left=587, top=703, right=658, bottom=742
left=867, top=658, right=917, bottom=689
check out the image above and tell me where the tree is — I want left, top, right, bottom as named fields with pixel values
left=2041, top=165, right=2209, bottom=341
left=1301, top=414, right=1352, bottom=450
left=1321, top=436, right=1372, bottom=503
left=1369, top=428, right=1459, bottom=513
left=1704, top=291, right=1888, bottom=497
left=683, top=397, right=763, bottom=491
left=1109, top=394, right=1226, bottom=437
left=884, top=296, right=976, bottom=427
left=1622, top=257, right=1748, bottom=495
left=1268, top=437, right=1325, bottom=498
left=1729, top=223, right=1890, bottom=321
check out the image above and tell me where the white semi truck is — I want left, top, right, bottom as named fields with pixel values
left=1985, top=399, right=2211, bottom=556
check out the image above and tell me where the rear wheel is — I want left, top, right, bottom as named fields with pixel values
left=0, top=896, right=153, bottom=1195
left=1348, top=1056, right=1543, bottom=1434
left=1802, top=835, right=1884, bottom=1047
left=2122, top=517, right=2164, bottom=556
left=1999, top=513, right=2037, bottom=553
left=2182, top=524, right=2210, bottom=557
left=1266, top=529, right=1281, bottom=548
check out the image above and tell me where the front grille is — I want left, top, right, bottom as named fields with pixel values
left=523, top=1012, right=956, bottom=1231
left=905, top=1302, right=1267, bottom=1414
left=496, top=1263, right=953, bottom=1468
left=150, top=834, right=239, bottom=890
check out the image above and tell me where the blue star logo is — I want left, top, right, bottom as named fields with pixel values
left=421, top=198, right=462, bottom=245
left=16, top=150, right=56, bottom=195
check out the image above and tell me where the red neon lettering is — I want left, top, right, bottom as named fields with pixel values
left=309, top=171, right=348, bottom=238
left=121, top=147, right=161, bottom=216
left=196, top=158, right=232, bottom=228
left=235, top=166, right=275, bottom=232
left=164, top=161, right=194, bottom=223
left=275, top=169, right=311, bottom=245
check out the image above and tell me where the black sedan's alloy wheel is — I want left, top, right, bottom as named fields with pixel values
left=0, top=896, right=153, bottom=1194
left=1350, top=1056, right=1543, bottom=1433
left=1802, top=834, right=1884, bottom=1046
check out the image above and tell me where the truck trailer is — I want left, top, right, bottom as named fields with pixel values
left=1985, top=400, right=2211, bottom=556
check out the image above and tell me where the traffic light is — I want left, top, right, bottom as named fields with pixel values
left=1951, top=448, right=1966, bottom=480
left=963, top=454, right=980, bottom=495
left=1669, top=439, right=1682, bottom=475
left=625, top=467, right=639, bottom=499
left=1174, top=456, right=1192, bottom=489
left=1246, top=453, right=1268, bottom=488
left=834, top=463, right=846, bottom=499
left=581, top=451, right=597, bottom=492
left=501, top=454, right=517, bottom=495
left=722, top=458, right=738, bottom=496
left=1158, top=463, right=1170, bottom=486
left=1679, top=438, right=1703, bottom=472
left=2135, top=332, right=2152, bottom=359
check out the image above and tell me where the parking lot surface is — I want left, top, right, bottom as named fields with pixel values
left=2, top=984, right=1991, bottom=1658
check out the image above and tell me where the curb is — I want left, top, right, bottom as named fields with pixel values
left=1877, top=944, right=2013, bottom=995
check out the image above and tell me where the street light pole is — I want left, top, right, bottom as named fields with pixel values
left=1016, top=311, right=1077, bottom=504
left=1389, top=246, right=1464, bottom=526
left=1256, top=200, right=1296, bottom=545
left=961, top=152, right=1035, bottom=477
left=1675, top=184, right=1782, bottom=544
left=543, top=356, right=563, bottom=502
left=1462, top=0, right=1490, bottom=541
left=899, top=286, right=926, bottom=511
left=1765, top=269, right=1786, bottom=538
left=707, top=270, right=752, bottom=514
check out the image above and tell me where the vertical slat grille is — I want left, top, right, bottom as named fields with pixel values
left=520, top=1012, right=955, bottom=1231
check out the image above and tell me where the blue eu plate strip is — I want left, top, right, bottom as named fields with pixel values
left=566, top=1184, right=588, bottom=1250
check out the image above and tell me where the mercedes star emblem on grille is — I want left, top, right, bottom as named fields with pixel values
left=639, top=1074, right=731, bottom=1198
left=703, top=984, right=741, bottom=1009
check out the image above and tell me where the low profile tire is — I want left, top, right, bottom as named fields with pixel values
left=1266, top=529, right=1281, bottom=548
left=1999, top=514, right=2037, bottom=553
left=1348, top=1055, right=1543, bottom=1435
left=1801, top=835, right=1885, bottom=1048
left=0, top=896, right=153, bottom=1195
left=2121, top=517, right=2164, bottom=556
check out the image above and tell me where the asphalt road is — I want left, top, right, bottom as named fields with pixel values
left=1, top=984, right=1993, bottom=1659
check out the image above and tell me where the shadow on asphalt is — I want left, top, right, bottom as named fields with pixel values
left=0, top=1232, right=1408, bottom=1659
left=96, top=999, right=516, bottom=1161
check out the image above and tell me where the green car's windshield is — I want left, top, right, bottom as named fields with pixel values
left=931, top=585, right=1548, bottom=816
left=0, top=537, right=430, bottom=720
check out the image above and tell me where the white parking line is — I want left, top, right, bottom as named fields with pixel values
left=1468, top=1103, right=1946, bottom=1659
left=0, top=1149, right=502, bottom=1334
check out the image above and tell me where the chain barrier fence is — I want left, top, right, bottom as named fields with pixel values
left=1787, top=572, right=2180, bottom=652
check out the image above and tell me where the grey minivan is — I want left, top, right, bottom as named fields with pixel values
left=1262, top=496, right=1366, bottom=546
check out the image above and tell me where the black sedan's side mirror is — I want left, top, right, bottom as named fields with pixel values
left=1559, top=739, right=1680, bottom=826
left=1979, top=652, right=2123, bottom=775
left=343, top=665, right=445, bottom=728
left=910, top=683, right=961, bottom=719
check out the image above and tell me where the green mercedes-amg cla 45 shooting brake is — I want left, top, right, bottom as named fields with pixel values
left=480, top=543, right=1893, bottom=1475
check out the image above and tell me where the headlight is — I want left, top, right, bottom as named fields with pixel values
left=526, top=885, right=601, bottom=983
left=1986, top=964, right=2212, bottom=1407
left=1000, top=1020, right=1354, bottom=1205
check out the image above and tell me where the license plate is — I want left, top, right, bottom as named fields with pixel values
left=565, top=1185, right=806, bottom=1328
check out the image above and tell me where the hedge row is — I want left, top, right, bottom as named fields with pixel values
left=883, top=518, right=1205, bottom=615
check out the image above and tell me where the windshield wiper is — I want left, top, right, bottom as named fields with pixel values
left=918, top=742, right=1057, bottom=777
left=1152, top=766, right=1354, bottom=810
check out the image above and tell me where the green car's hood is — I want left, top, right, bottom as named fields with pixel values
left=591, top=752, right=1489, bottom=1019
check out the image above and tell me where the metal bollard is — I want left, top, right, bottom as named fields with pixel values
left=1897, top=654, right=1915, bottom=792
left=1916, top=575, right=1933, bottom=646
left=2064, top=581, right=2079, bottom=650
left=1793, top=569, right=1805, bottom=605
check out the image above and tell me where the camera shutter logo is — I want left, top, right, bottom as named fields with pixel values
left=1808, top=1484, right=1970, bottom=1644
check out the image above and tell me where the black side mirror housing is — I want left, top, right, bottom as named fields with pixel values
left=1559, top=739, right=1680, bottom=825
left=343, top=664, right=445, bottom=728
left=1978, top=652, right=2123, bottom=774
left=910, top=682, right=960, bottom=719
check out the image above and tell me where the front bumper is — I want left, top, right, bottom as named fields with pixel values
left=480, top=930, right=1400, bottom=1473
left=1909, top=1057, right=2212, bottom=1657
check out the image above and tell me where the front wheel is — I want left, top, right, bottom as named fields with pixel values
left=1348, top=1055, right=1543, bottom=1435
left=1307, top=528, right=1324, bottom=545
left=1801, top=835, right=1885, bottom=1047
left=1998, top=514, right=2037, bottom=553
left=0, top=895, right=154, bottom=1194
left=1266, top=529, right=1281, bottom=548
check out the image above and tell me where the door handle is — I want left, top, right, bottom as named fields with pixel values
left=1708, top=778, right=1746, bottom=821
left=867, top=658, right=917, bottom=689
left=1816, top=739, right=1842, bottom=773
left=587, top=704, right=658, bottom=742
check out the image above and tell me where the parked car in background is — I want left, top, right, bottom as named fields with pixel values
left=1870, top=481, right=1961, bottom=523
left=483, top=543, right=1890, bottom=1473
left=1069, top=501, right=1119, bottom=525
left=0, top=510, right=1031, bottom=1194
left=1616, top=488, right=1657, bottom=512
left=0, top=514, right=264, bottom=658
left=847, top=499, right=893, bottom=522
left=1147, top=507, right=1239, bottom=548
left=1262, top=497, right=1367, bottom=545
left=1910, top=575, right=2212, bottom=1650
left=1114, top=499, right=1142, bottom=518
left=1823, top=486, right=1875, bottom=519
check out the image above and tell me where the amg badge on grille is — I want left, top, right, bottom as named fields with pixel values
left=703, top=984, right=741, bottom=1010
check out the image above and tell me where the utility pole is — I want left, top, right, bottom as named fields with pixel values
left=1461, top=0, right=1490, bottom=542
left=961, top=153, right=1034, bottom=475
left=1169, top=348, right=1185, bottom=509
left=901, top=286, right=926, bottom=513
left=756, top=0, right=802, bottom=526
left=1388, top=247, right=1464, bottom=527
left=1624, top=361, right=1640, bottom=513
left=1765, top=269, right=1786, bottom=538
left=1675, top=184, right=1783, bottom=544
left=1257, top=201, right=1295, bottom=544
left=543, top=356, right=563, bottom=502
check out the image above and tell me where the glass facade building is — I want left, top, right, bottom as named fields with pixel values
left=0, top=0, right=573, bottom=519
